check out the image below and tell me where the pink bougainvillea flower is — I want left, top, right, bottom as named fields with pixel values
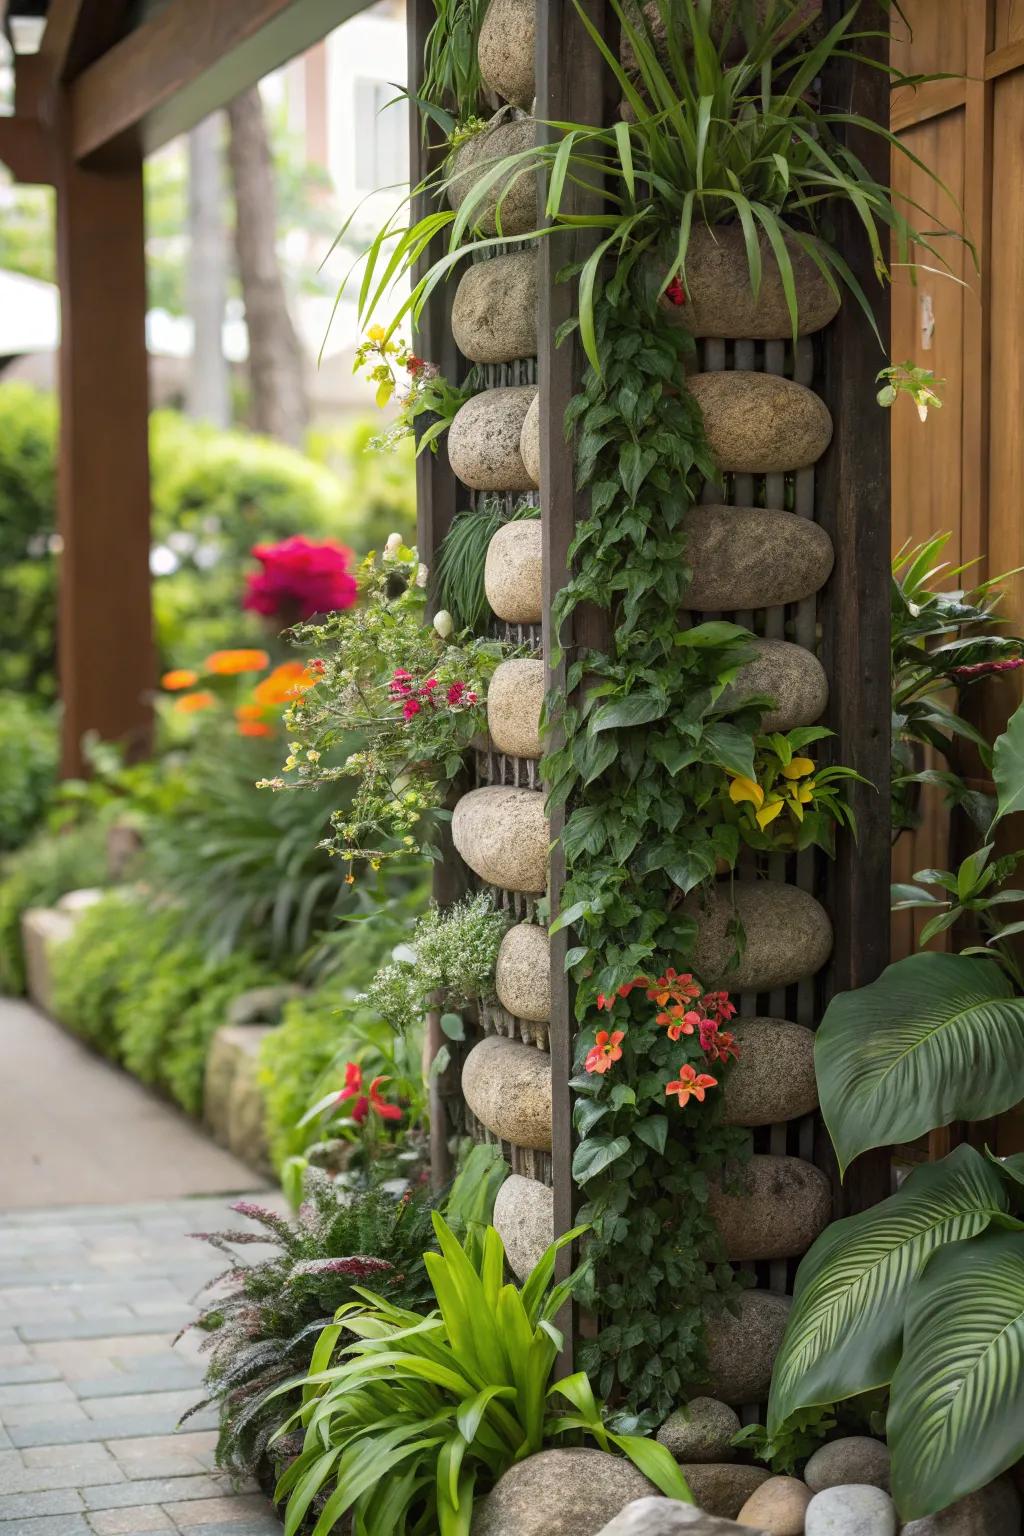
left=585, top=1029, right=625, bottom=1075
left=666, top=1063, right=718, bottom=1107
left=389, top=669, right=413, bottom=698
left=244, top=536, right=358, bottom=620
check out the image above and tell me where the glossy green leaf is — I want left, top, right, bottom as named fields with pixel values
left=571, top=1134, right=631, bottom=1183
left=815, top=952, right=1024, bottom=1174
left=766, top=1146, right=1008, bottom=1435
left=993, top=699, right=1024, bottom=825
left=888, top=1229, right=1024, bottom=1518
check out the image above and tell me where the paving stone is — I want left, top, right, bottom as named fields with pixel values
left=0, top=1364, right=62, bottom=1386
left=23, top=1444, right=119, bottom=1469
left=2, top=1400, right=91, bottom=1427
left=75, top=1369, right=203, bottom=1401
left=83, top=1479, right=226, bottom=1513
left=83, top=1392, right=200, bottom=1422
left=19, top=1315, right=191, bottom=1344
left=163, top=1495, right=269, bottom=1527
left=0, top=1381, right=77, bottom=1408
left=0, top=1488, right=85, bottom=1520
left=9, top=1407, right=217, bottom=1449
left=3, top=1517, right=91, bottom=1535
left=86, top=1508, right=175, bottom=1533
left=182, top=1521, right=282, bottom=1536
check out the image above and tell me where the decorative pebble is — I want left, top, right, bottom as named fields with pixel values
left=805, top=1440, right=890, bottom=1495
left=461, top=1035, right=551, bottom=1151
left=737, top=1475, right=813, bottom=1534
left=495, top=921, right=550, bottom=1022
left=448, top=386, right=538, bottom=492
left=804, top=1485, right=896, bottom=1536
left=657, top=1397, right=740, bottom=1464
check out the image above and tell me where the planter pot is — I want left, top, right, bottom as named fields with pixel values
left=646, top=225, right=840, bottom=340
left=683, top=880, right=833, bottom=991
left=680, top=505, right=834, bottom=611
left=446, top=113, right=538, bottom=237
left=478, top=0, right=536, bottom=109
left=519, top=391, right=541, bottom=487
left=495, top=920, right=550, bottom=1021
left=708, top=1154, right=831, bottom=1261
left=448, top=385, right=538, bottom=492
left=461, top=1035, right=552, bottom=1151
left=452, top=784, right=549, bottom=892
left=721, top=637, right=828, bottom=731
left=493, top=1172, right=553, bottom=1281
left=485, top=518, right=542, bottom=623
left=688, top=371, right=833, bottom=473
left=488, top=657, right=544, bottom=758
left=721, top=1017, right=818, bottom=1126
left=452, top=251, right=538, bottom=363
left=702, top=1290, right=792, bottom=1406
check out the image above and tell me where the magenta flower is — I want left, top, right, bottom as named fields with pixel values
left=243, top=536, right=357, bottom=620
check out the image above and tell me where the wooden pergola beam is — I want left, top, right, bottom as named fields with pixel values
left=69, top=0, right=366, bottom=165
left=0, top=113, right=54, bottom=183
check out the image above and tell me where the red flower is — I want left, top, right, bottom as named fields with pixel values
left=244, top=536, right=357, bottom=621
left=407, top=355, right=426, bottom=376
left=666, top=1063, right=718, bottom=1106
left=585, top=1029, right=625, bottom=1075
left=665, top=275, right=687, bottom=307
left=389, top=669, right=413, bottom=698
left=368, top=1076, right=402, bottom=1122
left=596, top=977, right=649, bottom=1012
left=661, top=1007, right=703, bottom=1042
left=701, top=991, right=737, bottom=1024
left=403, top=698, right=421, bottom=720
left=335, top=1062, right=402, bottom=1124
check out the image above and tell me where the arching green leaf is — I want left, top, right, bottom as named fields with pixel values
left=888, top=1229, right=1024, bottom=1519
left=992, top=699, right=1024, bottom=825
left=766, top=1146, right=1008, bottom=1436
left=815, top=952, right=1024, bottom=1174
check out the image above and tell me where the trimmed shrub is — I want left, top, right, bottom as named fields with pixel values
left=0, top=822, right=108, bottom=994
left=0, top=694, right=58, bottom=851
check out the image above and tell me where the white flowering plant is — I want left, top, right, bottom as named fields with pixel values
left=361, top=893, right=510, bottom=1034
left=260, top=542, right=513, bottom=870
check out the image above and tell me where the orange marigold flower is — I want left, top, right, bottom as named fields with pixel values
left=205, top=648, right=270, bottom=675
left=237, top=720, right=273, bottom=738
left=585, top=1029, right=625, bottom=1075
left=161, top=668, right=199, bottom=691
left=173, top=690, right=216, bottom=714
left=253, top=661, right=317, bottom=706
left=235, top=703, right=265, bottom=722
left=666, top=1063, right=718, bottom=1106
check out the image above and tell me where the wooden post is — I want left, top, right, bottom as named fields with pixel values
left=818, top=0, right=893, bottom=1214
left=54, top=124, right=155, bottom=776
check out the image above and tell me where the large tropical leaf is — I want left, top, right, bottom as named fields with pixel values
left=766, top=1146, right=1009, bottom=1435
left=992, top=698, right=1024, bottom=826
left=815, top=952, right=1024, bottom=1174
left=888, top=1229, right=1024, bottom=1519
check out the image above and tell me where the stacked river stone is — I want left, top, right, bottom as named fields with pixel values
left=440, top=5, right=846, bottom=1513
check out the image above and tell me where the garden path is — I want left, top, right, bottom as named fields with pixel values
left=0, top=998, right=282, bottom=1535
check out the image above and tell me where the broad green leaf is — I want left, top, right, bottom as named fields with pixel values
left=766, top=1146, right=1008, bottom=1435
left=591, top=693, right=669, bottom=733
left=572, top=1134, right=630, bottom=1183
left=608, top=1431, right=693, bottom=1502
left=993, top=698, right=1024, bottom=825
left=815, top=952, right=1024, bottom=1174
left=888, top=1229, right=1024, bottom=1519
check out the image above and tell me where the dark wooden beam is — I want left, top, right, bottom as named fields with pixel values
left=69, top=0, right=367, bottom=166
left=54, top=123, right=155, bottom=776
left=818, top=0, right=892, bottom=1215
left=36, top=0, right=133, bottom=87
left=0, top=113, right=54, bottom=183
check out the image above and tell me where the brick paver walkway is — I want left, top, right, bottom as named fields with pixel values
left=0, top=1003, right=285, bottom=1534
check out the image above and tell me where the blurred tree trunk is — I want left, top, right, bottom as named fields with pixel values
left=186, top=113, right=231, bottom=428
left=226, top=86, right=309, bottom=447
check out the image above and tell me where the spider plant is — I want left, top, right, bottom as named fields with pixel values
left=417, top=0, right=491, bottom=136
left=434, top=498, right=541, bottom=633
left=342, top=0, right=969, bottom=374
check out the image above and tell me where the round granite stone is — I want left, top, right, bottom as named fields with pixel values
left=495, top=921, right=550, bottom=1023
left=722, top=637, right=829, bottom=731
left=680, top=505, right=834, bottom=611
left=448, top=386, right=538, bottom=492
left=462, top=1035, right=552, bottom=1151
left=452, top=250, right=538, bottom=363
left=708, top=1155, right=832, bottom=1261
left=493, top=1173, right=553, bottom=1281
left=452, top=785, right=549, bottom=893
left=684, top=880, right=833, bottom=992
left=722, top=1018, right=818, bottom=1127
left=688, top=371, right=833, bottom=473
left=478, top=0, right=536, bottom=109
left=702, top=1290, right=792, bottom=1406
left=488, top=658, right=544, bottom=759
left=520, top=391, right=541, bottom=487
left=484, top=519, right=542, bottom=623
left=447, top=113, right=538, bottom=237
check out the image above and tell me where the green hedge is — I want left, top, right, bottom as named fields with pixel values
left=0, top=694, right=58, bottom=852
left=0, top=822, right=109, bottom=994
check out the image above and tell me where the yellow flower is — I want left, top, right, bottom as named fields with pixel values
left=755, top=796, right=786, bottom=829
left=781, top=756, right=815, bottom=780
left=729, top=775, right=764, bottom=809
left=367, top=324, right=387, bottom=343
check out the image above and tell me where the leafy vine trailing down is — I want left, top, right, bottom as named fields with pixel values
left=540, top=269, right=782, bottom=1415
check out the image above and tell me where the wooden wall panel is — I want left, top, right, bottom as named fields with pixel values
left=987, top=71, right=1024, bottom=636
left=993, top=0, right=1024, bottom=46
left=891, top=0, right=966, bottom=78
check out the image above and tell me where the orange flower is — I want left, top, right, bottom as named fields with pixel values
left=647, top=969, right=701, bottom=1008
left=658, top=1006, right=704, bottom=1042
left=238, top=720, right=273, bottom=738
left=235, top=703, right=265, bottom=722
left=596, top=977, right=649, bottom=1011
left=585, top=1029, right=625, bottom=1075
left=204, top=648, right=270, bottom=676
left=253, top=661, right=317, bottom=707
left=173, top=690, right=216, bottom=714
left=666, top=1063, right=718, bottom=1106
left=161, top=668, right=198, bottom=691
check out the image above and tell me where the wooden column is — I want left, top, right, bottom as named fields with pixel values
left=55, top=127, right=154, bottom=775
left=818, top=0, right=893, bottom=1213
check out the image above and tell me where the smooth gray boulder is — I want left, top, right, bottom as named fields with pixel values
left=452, top=784, right=549, bottom=892
left=485, top=518, right=543, bottom=623
left=595, top=1498, right=766, bottom=1535
left=452, top=250, right=538, bottom=362
left=520, top=391, right=541, bottom=486
left=488, top=657, right=544, bottom=758
left=495, top=920, right=550, bottom=1022
left=722, top=638, right=828, bottom=732
left=899, top=1479, right=1021, bottom=1536
left=226, top=983, right=303, bottom=1027
left=478, top=0, right=536, bottom=109
left=493, top=1173, right=553, bottom=1281
left=448, top=386, right=538, bottom=492
left=737, top=1475, right=813, bottom=1534
left=680, top=505, right=834, bottom=611
left=804, top=1485, right=896, bottom=1536
left=805, top=1439, right=890, bottom=1495
left=681, top=1465, right=770, bottom=1520
left=702, top=1291, right=792, bottom=1406
left=471, top=1447, right=656, bottom=1535
left=721, top=1018, right=818, bottom=1127
left=447, top=113, right=538, bottom=237
left=688, top=372, right=833, bottom=474
left=708, top=1155, right=831, bottom=1261
left=650, top=226, right=840, bottom=340
left=657, top=1398, right=740, bottom=1464
left=683, top=881, right=833, bottom=992
left=462, top=1035, right=552, bottom=1150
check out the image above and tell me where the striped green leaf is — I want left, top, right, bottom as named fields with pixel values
left=766, top=1146, right=1009, bottom=1436
left=815, top=952, right=1024, bottom=1174
left=889, top=1230, right=1024, bottom=1519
